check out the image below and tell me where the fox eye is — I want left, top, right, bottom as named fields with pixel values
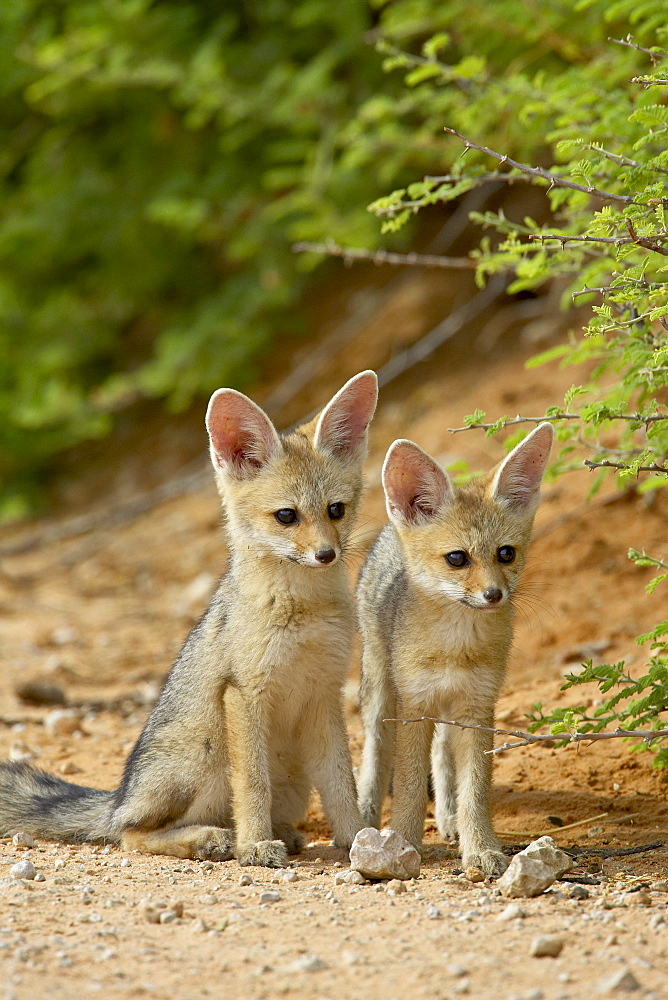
left=275, top=508, right=298, bottom=525
left=445, top=550, right=469, bottom=568
left=497, top=545, right=516, bottom=564
left=328, top=502, right=345, bottom=520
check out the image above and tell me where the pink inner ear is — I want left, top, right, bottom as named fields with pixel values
left=315, top=371, right=378, bottom=457
left=383, top=441, right=452, bottom=524
left=206, top=390, right=280, bottom=477
left=493, top=424, right=553, bottom=507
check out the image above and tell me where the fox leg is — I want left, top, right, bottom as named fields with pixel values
left=389, top=703, right=434, bottom=853
left=303, top=694, right=362, bottom=851
left=121, top=825, right=233, bottom=861
left=225, top=688, right=288, bottom=868
left=357, top=640, right=395, bottom=829
left=431, top=724, right=458, bottom=841
left=449, top=720, right=508, bottom=876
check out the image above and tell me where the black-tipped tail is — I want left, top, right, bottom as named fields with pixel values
left=0, top=762, right=116, bottom=844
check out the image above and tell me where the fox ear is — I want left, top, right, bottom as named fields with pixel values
left=490, top=422, right=553, bottom=510
left=314, top=370, right=378, bottom=459
left=383, top=439, right=454, bottom=526
left=206, top=389, right=282, bottom=480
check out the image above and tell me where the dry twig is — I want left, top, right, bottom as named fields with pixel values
left=292, top=241, right=476, bottom=270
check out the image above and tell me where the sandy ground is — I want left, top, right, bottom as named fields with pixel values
left=0, top=267, right=667, bottom=999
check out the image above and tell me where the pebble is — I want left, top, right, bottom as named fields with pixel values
left=282, top=869, right=299, bottom=883
left=200, top=861, right=215, bottom=871
left=12, top=832, right=35, bottom=850
left=426, top=905, right=441, bottom=919
left=34, top=873, right=46, bottom=883
left=239, top=873, right=253, bottom=887
left=649, top=880, right=668, bottom=893
left=43, top=709, right=82, bottom=737
left=386, top=879, right=407, bottom=894
left=596, top=968, right=640, bottom=992
left=334, top=870, right=367, bottom=886
left=569, top=885, right=590, bottom=900
left=285, top=954, right=327, bottom=973
left=497, top=903, right=526, bottom=922
left=349, top=827, right=421, bottom=881
left=530, top=935, right=564, bottom=958
left=464, top=867, right=485, bottom=883
left=497, top=856, right=556, bottom=899
left=120, top=858, right=131, bottom=868
left=649, top=913, right=666, bottom=930
left=630, top=890, right=652, bottom=906
left=158, top=910, right=179, bottom=924
left=260, top=891, right=280, bottom=904
left=447, top=963, right=468, bottom=978
left=10, top=860, right=36, bottom=880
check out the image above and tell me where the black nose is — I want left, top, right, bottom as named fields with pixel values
left=315, top=548, right=336, bottom=564
left=483, top=587, right=503, bottom=604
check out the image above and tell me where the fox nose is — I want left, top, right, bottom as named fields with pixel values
left=483, top=587, right=503, bottom=605
left=315, top=548, right=336, bottom=565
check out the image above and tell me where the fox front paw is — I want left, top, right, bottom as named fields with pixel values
left=436, top=813, right=458, bottom=843
left=272, top=823, right=304, bottom=856
left=463, top=848, right=509, bottom=877
left=192, top=827, right=235, bottom=862
left=236, top=839, right=289, bottom=868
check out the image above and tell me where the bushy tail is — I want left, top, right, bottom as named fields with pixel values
left=0, top=762, right=117, bottom=844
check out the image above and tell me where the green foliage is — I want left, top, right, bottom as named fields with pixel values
left=361, top=0, right=668, bottom=760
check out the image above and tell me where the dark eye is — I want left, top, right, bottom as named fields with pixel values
left=275, top=508, right=298, bottom=525
left=445, top=551, right=469, bottom=568
left=497, top=545, right=516, bottom=564
left=328, top=502, right=345, bottom=520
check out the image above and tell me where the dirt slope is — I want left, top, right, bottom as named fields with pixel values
left=0, top=269, right=667, bottom=999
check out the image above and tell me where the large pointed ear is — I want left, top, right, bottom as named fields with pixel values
left=490, top=422, right=553, bottom=510
left=382, top=439, right=454, bottom=526
left=206, top=389, right=282, bottom=480
left=313, top=370, right=378, bottom=459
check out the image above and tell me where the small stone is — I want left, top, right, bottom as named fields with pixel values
left=43, top=709, right=82, bottom=737
left=120, top=858, right=131, bottom=868
left=649, top=913, right=666, bottom=930
left=464, top=867, right=485, bottom=883
left=169, top=899, right=184, bottom=917
left=334, top=869, right=367, bottom=886
left=569, top=885, right=590, bottom=900
left=521, top=837, right=573, bottom=877
left=10, top=860, right=36, bottom=880
left=349, top=827, right=420, bottom=881
left=587, top=826, right=604, bottom=837
left=281, top=869, right=298, bottom=883
left=12, top=832, right=35, bottom=850
left=238, top=873, right=253, bottom=886
left=159, top=910, right=179, bottom=924
left=530, top=935, right=564, bottom=958
left=200, top=861, right=215, bottom=871
left=285, top=954, right=327, bottom=973
left=447, top=963, right=468, bottom=978
left=596, top=968, right=640, bottom=992
left=8, top=741, right=38, bottom=763
left=649, top=880, right=668, bottom=893
left=497, top=903, right=526, bottom=922
left=260, top=891, right=280, bottom=904
left=497, top=856, right=556, bottom=898
left=631, top=890, right=652, bottom=906
left=54, top=859, right=66, bottom=870
left=386, top=879, right=407, bottom=894
left=426, top=905, right=441, bottom=919
left=59, top=761, right=82, bottom=776
left=34, top=873, right=46, bottom=883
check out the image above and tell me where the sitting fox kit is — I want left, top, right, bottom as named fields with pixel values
left=0, top=371, right=378, bottom=866
left=357, top=423, right=553, bottom=875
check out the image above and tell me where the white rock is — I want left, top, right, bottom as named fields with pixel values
left=497, top=856, right=556, bottom=898
left=12, top=832, right=35, bottom=850
left=260, top=890, right=280, bottom=904
left=238, top=873, right=253, bottom=886
left=334, top=870, right=367, bottom=886
left=285, top=954, right=327, bottom=973
left=10, top=860, right=36, bottom=880
left=349, top=828, right=420, bottom=881
left=596, top=968, right=641, bottom=992
left=496, top=903, right=526, bottom=922
left=522, top=836, right=573, bottom=877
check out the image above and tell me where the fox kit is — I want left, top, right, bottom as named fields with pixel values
left=0, top=371, right=377, bottom=867
left=357, top=423, right=553, bottom=875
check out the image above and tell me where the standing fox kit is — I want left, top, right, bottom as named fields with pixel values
left=357, top=423, right=553, bottom=875
left=0, top=371, right=377, bottom=867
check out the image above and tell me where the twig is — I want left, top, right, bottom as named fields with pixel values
left=443, top=127, right=638, bottom=205
left=385, top=716, right=668, bottom=754
left=529, top=230, right=668, bottom=256
left=584, top=458, right=668, bottom=474
left=632, top=77, right=668, bottom=88
left=449, top=411, right=668, bottom=433
left=291, top=241, right=476, bottom=270
left=609, top=35, right=667, bottom=64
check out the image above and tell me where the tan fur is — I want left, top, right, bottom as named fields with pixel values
left=0, top=372, right=377, bottom=867
left=357, top=424, right=553, bottom=875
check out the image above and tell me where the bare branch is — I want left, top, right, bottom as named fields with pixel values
left=584, top=458, right=668, bottom=475
left=529, top=231, right=668, bottom=255
left=572, top=281, right=668, bottom=299
left=386, top=716, right=668, bottom=754
left=291, top=240, right=476, bottom=270
left=443, top=127, right=638, bottom=205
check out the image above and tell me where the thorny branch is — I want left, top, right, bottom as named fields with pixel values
left=386, top=716, right=668, bottom=755
left=291, top=241, right=475, bottom=270
left=609, top=35, right=667, bottom=65
left=584, top=458, right=668, bottom=475
left=448, top=412, right=668, bottom=434
left=443, top=128, right=641, bottom=205
left=528, top=231, right=668, bottom=256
